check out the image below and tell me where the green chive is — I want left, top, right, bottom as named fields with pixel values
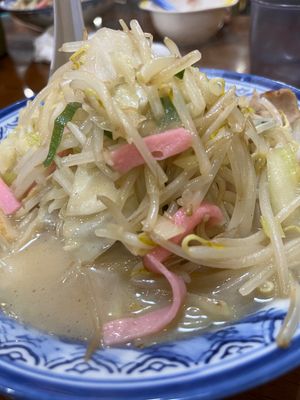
left=43, top=102, right=82, bottom=167
left=159, top=96, right=180, bottom=130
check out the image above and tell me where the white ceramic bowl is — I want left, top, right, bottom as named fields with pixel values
left=140, top=0, right=239, bottom=47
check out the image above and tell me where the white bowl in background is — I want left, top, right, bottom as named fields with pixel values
left=140, top=0, right=239, bottom=47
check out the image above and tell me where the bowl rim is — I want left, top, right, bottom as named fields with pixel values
left=139, top=0, right=239, bottom=15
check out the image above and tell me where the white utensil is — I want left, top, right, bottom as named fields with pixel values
left=50, top=0, right=84, bottom=76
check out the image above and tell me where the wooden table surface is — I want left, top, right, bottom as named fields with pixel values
left=0, top=2, right=300, bottom=400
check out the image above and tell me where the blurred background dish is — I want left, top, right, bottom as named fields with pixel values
left=139, top=0, right=239, bottom=47
left=8, top=0, right=53, bottom=10
left=0, top=0, right=113, bottom=28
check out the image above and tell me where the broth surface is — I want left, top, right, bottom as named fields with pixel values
left=0, top=233, right=137, bottom=341
left=0, top=233, right=274, bottom=346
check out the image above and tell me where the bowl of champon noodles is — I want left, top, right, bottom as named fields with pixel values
left=1, top=19, right=300, bottom=400
left=139, top=0, right=239, bottom=46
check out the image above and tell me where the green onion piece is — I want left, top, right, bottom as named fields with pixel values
left=175, top=70, right=185, bottom=79
left=104, top=130, right=113, bottom=140
left=159, top=96, right=180, bottom=130
left=43, top=102, right=82, bottom=167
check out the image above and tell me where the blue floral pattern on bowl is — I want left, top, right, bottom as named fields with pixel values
left=0, top=70, right=300, bottom=400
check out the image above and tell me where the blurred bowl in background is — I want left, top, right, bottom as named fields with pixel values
left=0, top=0, right=113, bottom=29
left=139, top=0, right=239, bottom=47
